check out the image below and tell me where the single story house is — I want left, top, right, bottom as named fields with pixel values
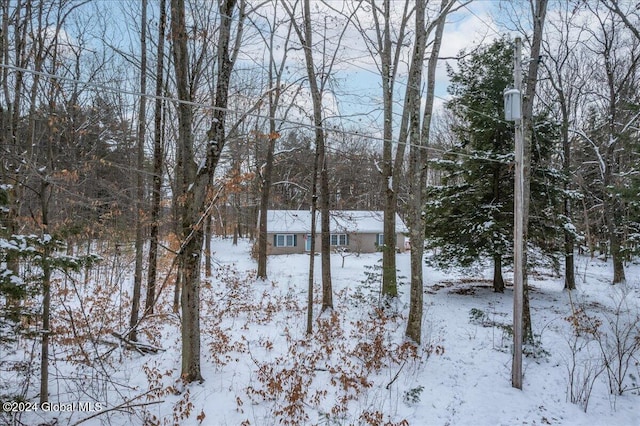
left=264, top=210, right=408, bottom=255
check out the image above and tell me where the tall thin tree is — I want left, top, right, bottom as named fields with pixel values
left=282, top=0, right=357, bottom=311
left=405, top=0, right=456, bottom=343
left=353, top=0, right=413, bottom=300
left=255, top=1, right=295, bottom=280
left=171, top=0, right=245, bottom=382
left=170, top=0, right=200, bottom=381
left=145, top=0, right=167, bottom=315
left=129, top=0, right=148, bottom=342
left=540, top=2, right=590, bottom=290
left=521, top=0, right=548, bottom=342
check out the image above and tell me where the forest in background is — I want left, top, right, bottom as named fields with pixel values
left=1, top=0, right=639, bottom=422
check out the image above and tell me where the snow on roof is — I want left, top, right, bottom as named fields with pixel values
left=265, top=210, right=408, bottom=234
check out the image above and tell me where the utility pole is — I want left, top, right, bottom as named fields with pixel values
left=511, top=36, right=524, bottom=390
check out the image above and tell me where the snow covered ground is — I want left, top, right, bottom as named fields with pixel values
left=5, top=238, right=640, bottom=425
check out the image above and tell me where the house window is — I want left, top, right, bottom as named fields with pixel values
left=376, top=233, right=385, bottom=246
left=330, top=234, right=348, bottom=246
left=274, top=234, right=296, bottom=247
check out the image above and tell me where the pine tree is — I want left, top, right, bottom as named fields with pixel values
left=425, top=38, right=515, bottom=292
left=0, top=182, right=27, bottom=330
left=425, top=38, right=563, bottom=290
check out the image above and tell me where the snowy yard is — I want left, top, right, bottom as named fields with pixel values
left=3, top=238, right=640, bottom=425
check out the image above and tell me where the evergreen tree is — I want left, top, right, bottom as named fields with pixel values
left=425, top=38, right=563, bottom=290
left=577, top=103, right=640, bottom=264
left=620, top=175, right=640, bottom=260
left=621, top=105, right=640, bottom=257
left=0, top=182, right=27, bottom=330
left=526, top=115, right=565, bottom=270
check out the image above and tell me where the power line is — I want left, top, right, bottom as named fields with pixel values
left=461, top=2, right=503, bottom=39
left=0, top=62, right=512, bottom=165
left=47, top=0, right=515, bottom=132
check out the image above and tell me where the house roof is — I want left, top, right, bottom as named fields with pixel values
left=265, top=210, right=408, bottom=234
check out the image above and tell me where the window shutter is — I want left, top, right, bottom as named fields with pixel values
left=293, top=235, right=297, bottom=246
left=273, top=235, right=277, bottom=246
left=345, top=234, right=349, bottom=245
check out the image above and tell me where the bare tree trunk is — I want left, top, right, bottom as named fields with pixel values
left=493, top=255, right=505, bottom=292
left=233, top=214, right=239, bottom=245
left=287, top=0, right=334, bottom=310
left=609, top=220, right=625, bottom=283
left=146, top=0, right=167, bottom=315
left=311, top=2, right=333, bottom=312
left=377, top=0, right=397, bottom=298
left=521, top=0, right=548, bottom=343
left=40, top=255, right=51, bottom=404
left=586, top=0, right=637, bottom=284
left=406, top=0, right=450, bottom=343
left=204, top=212, right=212, bottom=278
left=34, top=0, right=61, bottom=403
left=605, top=154, right=626, bottom=284
left=170, top=0, right=202, bottom=382
left=257, top=11, right=293, bottom=277
left=307, top=146, right=320, bottom=335
left=561, top=103, right=575, bottom=290
left=171, top=0, right=244, bottom=382
left=173, top=273, right=181, bottom=314
left=319, top=145, right=332, bottom=311
left=177, top=219, right=204, bottom=382
left=405, top=0, right=428, bottom=344
left=39, top=179, right=52, bottom=404
left=257, top=131, right=275, bottom=279
left=492, top=163, right=504, bottom=292
left=563, top=204, right=576, bottom=289
left=354, top=0, right=411, bottom=300
left=130, top=0, right=148, bottom=342
left=603, top=46, right=627, bottom=285
left=1, top=0, right=28, bottom=297
left=382, top=187, right=398, bottom=299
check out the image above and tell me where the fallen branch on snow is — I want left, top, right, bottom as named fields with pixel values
left=110, top=332, right=164, bottom=354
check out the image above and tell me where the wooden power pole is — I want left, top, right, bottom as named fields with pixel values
left=505, top=36, right=524, bottom=389
left=512, top=36, right=524, bottom=390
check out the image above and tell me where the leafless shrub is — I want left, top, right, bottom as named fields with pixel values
left=564, top=286, right=640, bottom=411
left=593, top=287, right=640, bottom=396
left=563, top=306, right=606, bottom=412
